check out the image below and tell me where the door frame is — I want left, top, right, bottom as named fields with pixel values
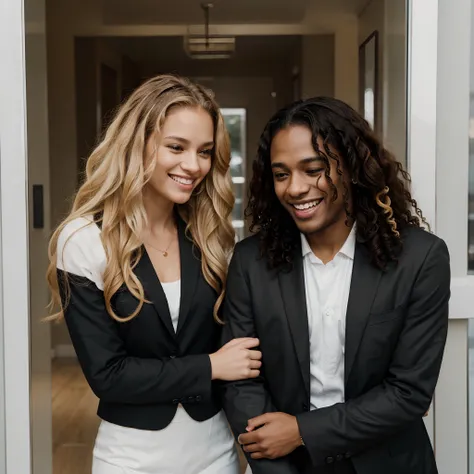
left=408, top=0, right=473, bottom=473
left=1, top=0, right=473, bottom=472
left=0, top=1, right=32, bottom=473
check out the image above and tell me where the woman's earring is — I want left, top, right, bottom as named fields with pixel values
left=352, top=178, right=357, bottom=185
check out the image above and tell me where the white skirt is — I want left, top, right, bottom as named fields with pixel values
left=92, top=407, right=240, bottom=474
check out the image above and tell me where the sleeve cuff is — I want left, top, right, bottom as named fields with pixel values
left=194, top=353, right=213, bottom=402
left=296, top=410, right=353, bottom=467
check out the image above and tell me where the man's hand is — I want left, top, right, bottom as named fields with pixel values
left=238, top=412, right=303, bottom=460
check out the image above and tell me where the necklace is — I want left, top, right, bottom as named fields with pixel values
left=145, top=229, right=176, bottom=257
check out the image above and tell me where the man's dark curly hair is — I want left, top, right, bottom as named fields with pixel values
left=246, top=96, right=427, bottom=271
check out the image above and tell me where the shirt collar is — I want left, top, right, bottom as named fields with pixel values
left=301, top=225, right=356, bottom=260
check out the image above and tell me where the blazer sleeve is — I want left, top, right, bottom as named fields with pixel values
left=57, top=221, right=212, bottom=406
left=220, top=245, right=299, bottom=474
left=296, top=237, right=451, bottom=466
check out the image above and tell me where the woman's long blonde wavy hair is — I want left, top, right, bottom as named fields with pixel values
left=46, top=74, right=235, bottom=323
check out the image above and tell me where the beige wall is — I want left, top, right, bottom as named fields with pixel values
left=358, top=0, right=407, bottom=166
left=26, top=0, right=53, bottom=470
left=335, top=18, right=359, bottom=110
left=301, top=35, right=335, bottom=99
left=359, top=0, right=385, bottom=137
left=383, top=0, right=407, bottom=166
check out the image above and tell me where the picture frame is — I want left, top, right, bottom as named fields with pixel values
left=359, top=31, right=379, bottom=132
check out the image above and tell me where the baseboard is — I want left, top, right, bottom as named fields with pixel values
left=54, top=344, right=77, bottom=358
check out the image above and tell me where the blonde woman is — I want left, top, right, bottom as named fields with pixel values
left=47, top=74, right=261, bottom=474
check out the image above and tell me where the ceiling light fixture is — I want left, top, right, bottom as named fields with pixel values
left=183, top=2, right=235, bottom=60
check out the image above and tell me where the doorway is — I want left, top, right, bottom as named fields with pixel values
left=5, top=1, right=460, bottom=473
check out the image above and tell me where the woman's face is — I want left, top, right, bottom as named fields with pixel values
left=145, top=106, right=214, bottom=205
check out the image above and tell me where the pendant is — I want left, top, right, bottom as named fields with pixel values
left=162, top=251, right=168, bottom=257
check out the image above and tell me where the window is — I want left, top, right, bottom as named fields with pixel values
left=221, top=108, right=246, bottom=241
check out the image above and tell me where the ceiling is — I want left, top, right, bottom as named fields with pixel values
left=105, top=35, right=301, bottom=67
left=101, top=0, right=370, bottom=26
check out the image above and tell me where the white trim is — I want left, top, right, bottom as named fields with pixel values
left=54, top=344, right=77, bottom=359
left=427, top=0, right=472, bottom=472
left=406, top=0, right=440, bottom=451
left=436, top=0, right=471, bottom=277
left=449, top=277, right=474, bottom=319
left=0, top=0, right=31, bottom=472
left=406, top=0, right=438, bottom=231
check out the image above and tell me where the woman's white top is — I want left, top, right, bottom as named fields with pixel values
left=161, top=280, right=181, bottom=332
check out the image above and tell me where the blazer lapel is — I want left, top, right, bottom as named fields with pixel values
left=344, top=243, right=382, bottom=385
left=278, top=249, right=311, bottom=398
left=135, top=249, right=176, bottom=337
left=175, top=218, right=200, bottom=335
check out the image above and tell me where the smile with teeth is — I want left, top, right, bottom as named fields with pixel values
left=292, top=199, right=323, bottom=210
left=170, top=174, right=195, bottom=186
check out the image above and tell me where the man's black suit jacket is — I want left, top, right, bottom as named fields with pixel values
left=221, top=226, right=450, bottom=474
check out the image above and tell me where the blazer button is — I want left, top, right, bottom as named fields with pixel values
left=169, top=355, right=176, bottom=359
left=187, top=396, right=195, bottom=403
left=196, top=395, right=202, bottom=402
left=336, top=454, right=343, bottom=462
left=345, top=452, right=352, bottom=459
left=325, top=456, right=335, bottom=464
left=172, top=398, right=179, bottom=404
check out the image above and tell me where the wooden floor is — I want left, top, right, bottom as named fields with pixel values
left=52, top=359, right=100, bottom=474
left=52, top=358, right=247, bottom=474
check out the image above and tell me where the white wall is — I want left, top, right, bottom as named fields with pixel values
left=434, top=0, right=472, bottom=472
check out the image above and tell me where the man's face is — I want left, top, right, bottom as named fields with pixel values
left=270, top=125, right=351, bottom=237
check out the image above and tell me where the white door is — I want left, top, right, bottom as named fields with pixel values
left=408, top=0, right=473, bottom=473
left=0, top=0, right=32, bottom=473
left=0, top=0, right=52, bottom=473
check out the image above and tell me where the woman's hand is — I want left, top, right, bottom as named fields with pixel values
left=210, top=338, right=262, bottom=381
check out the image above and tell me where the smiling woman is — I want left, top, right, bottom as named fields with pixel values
left=44, top=74, right=262, bottom=474
left=144, top=108, right=215, bottom=206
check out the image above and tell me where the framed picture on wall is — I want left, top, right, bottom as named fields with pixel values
left=359, top=31, right=379, bottom=132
